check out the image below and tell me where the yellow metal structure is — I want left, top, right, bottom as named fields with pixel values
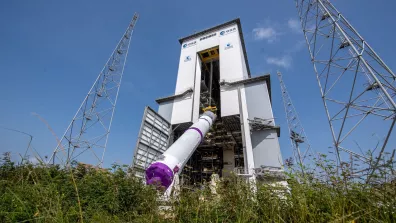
left=198, top=46, right=219, bottom=63
left=203, top=106, right=217, bottom=112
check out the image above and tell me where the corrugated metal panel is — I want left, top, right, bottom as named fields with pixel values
left=131, top=106, right=171, bottom=178
left=244, top=81, right=283, bottom=169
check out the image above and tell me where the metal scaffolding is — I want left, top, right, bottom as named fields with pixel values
left=49, top=13, right=139, bottom=167
left=277, top=71, right=312, bottom=174
left=295, top=0, right=395, bottom=180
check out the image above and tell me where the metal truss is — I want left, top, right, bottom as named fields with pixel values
left=277, top=71, right=312, bottom=172
left=49, top=13, right=139, bottom=167
left=295, top=0, right=395, bottom=179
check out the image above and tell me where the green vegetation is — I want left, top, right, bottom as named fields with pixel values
left=0, top=153, right=395, bottom=222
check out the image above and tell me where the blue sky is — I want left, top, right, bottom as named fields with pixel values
left=1, top=0, right=395, bottom=167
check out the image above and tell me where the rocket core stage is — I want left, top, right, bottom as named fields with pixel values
left=145, top=111, right=217, bottom=190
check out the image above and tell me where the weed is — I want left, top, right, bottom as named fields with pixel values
left=0, top=153, right=394, bottom=222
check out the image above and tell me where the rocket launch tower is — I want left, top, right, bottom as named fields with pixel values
left=132, top=19, right=284, bottom=186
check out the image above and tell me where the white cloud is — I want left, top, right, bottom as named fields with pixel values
left=252, top=27, right=279, bottom=43
left=288, top=18, right=302, bottom=33
left=266, top=55, right=292, bottom=68
left=286, top=40, right=306, bottom=53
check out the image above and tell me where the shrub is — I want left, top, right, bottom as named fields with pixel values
left=0, top=154, right=394, bottom=222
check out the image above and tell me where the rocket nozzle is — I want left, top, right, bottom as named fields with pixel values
left=145, top=162, right=174, bottom=190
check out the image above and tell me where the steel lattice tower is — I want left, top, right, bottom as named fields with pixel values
left=277, top=71, right=312, bottom=173
left=49, top=13, right=139, bottom=167
left=295, top=0, right=395, bottom=179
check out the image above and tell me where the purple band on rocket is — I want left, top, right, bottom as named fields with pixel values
left=200, top=117, right=211, bottom=127
left=188, top=127, right=204, bottom=142
left=145, top=162, right=174, bottom=190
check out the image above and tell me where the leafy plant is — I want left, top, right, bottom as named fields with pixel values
left=0, top=152, right=394, bottom=222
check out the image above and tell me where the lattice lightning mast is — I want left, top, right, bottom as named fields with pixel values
left=49, top=13, right=139, bottom=167
left=277, top=71, right=312, bottom=172
left=294, top=0, right=396, bottom=179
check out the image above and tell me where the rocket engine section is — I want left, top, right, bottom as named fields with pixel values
left=145, top=111, right=216, bottom=190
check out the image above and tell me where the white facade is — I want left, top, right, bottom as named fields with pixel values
left=151, top=19, right=284, bottom=180
left=172, top=23, right=249, bottom=124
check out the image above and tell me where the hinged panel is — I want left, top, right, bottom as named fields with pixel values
left=131, top=106, right=171, bottom=178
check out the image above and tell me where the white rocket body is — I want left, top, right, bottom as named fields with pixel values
left=145, top=111, right=216, bottom=189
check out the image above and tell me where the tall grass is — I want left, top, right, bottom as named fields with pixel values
left=0, top=153, right=395, bottom=222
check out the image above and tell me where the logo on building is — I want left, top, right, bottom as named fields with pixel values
left=225, top=43, right=233, bottom=50
left=220, top=27, right=237, bottom=36
left=184, top=55, right=191, bottom=62
left=200, top=33, right=216, bottom=41
left=183, top=41, right=197, bottom=49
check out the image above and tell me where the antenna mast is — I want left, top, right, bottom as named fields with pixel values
left=277, top=71, right=312, bottom=173
left=49, top=13, right=139, bottom=167
left=294, top=0, right=395, bottom=180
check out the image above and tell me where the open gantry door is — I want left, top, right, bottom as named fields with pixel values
left=131, top=106, right=171, bottom=178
